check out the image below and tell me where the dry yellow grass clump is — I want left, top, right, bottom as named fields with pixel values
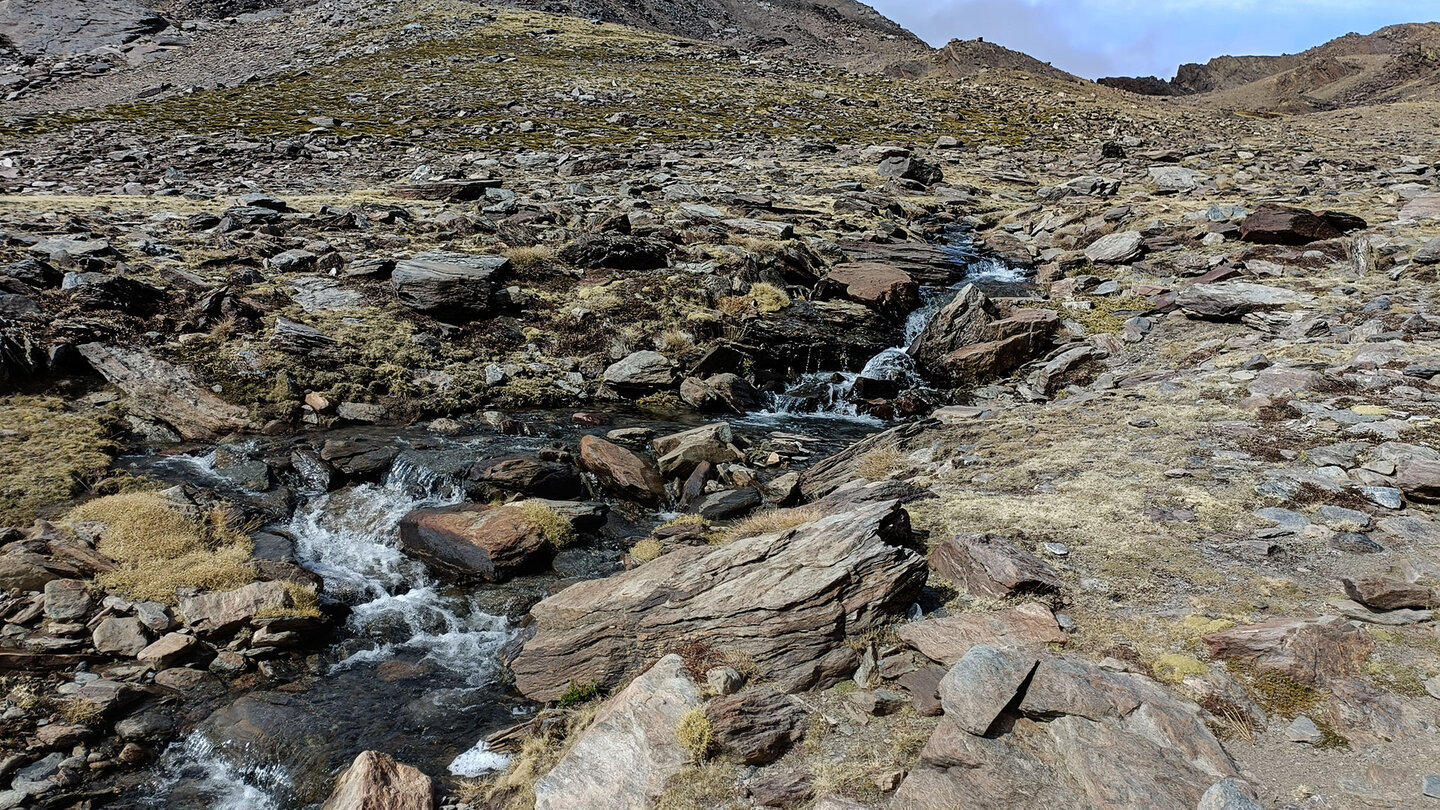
left=0, top=396, right=116, bottom=526
left=747, top=283, right=791, bottom=313
left=66, top=492, right=255, bottom=603
left=515, top=501, right=577, bottom=549
left=718, top=506, right=821, bottom=542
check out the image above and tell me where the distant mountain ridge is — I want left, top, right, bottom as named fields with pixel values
left=937, top=37, right=1078, bottom=82
left=1099, top=22, right=1440, bottom=112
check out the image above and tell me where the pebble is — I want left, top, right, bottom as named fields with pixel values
left=1425, top=775, right=1440, bottom=799
left=1286, top=716, right=1323, bottom=745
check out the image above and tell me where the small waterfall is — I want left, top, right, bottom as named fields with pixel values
left=141, top=733, right=292, bottom=810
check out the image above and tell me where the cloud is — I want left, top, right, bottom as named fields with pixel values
left=869, top=0, right=1440, bottom=78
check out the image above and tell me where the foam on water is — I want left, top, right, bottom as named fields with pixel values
left=143, top=733, right=293, bottom=810
left=449, top=740, right=512, bottom=777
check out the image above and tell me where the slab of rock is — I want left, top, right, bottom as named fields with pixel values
left=1239, top=206, right=1365, bottom=244
left=0, top=549, right=60, bottom=591
left=1176, top=281, right=1315, bottom=320
left=0, top=0, right=165, bottom=57
left=603, top=350, right=676, bottom=396
left=137, top=632, right=200, bottom=668
left=1198, top=779, right=1263, bottom=810
left=895, top=651, right=1239, bottom=810
left=43, top=578, right=91, bottom=620
left=820, top=262, right=920, bottom=319
left=938, top=646, right=1041, bottom=735
left=321, top=750, right=433, bottom=810
left=470, top=457, right=581, bottom=500
left=1413, top=237, right=1440, bottom=265
left=397, top=504, right=551, bottom=582
left=1395, top=459, right=1440, bottom=502
left=92, top=617, right=150, bottom=657
left=578, top=435, right=666, bottom=504
left=1084, top=231, right=1144, bottom=264
left=179, top=581, right=296, bottom=637
left=270, top=317, right=340, bottom=358
left=78, top=344, right=254, bottom=441
left=707, top=686, right=807, bottom=765
left=932, top=309, right=1058, bottom=385
left=534, top=655, right=700, bottom=810
left=390, top=254, right=507, bottom=320
left=1203, top=616, right=1373, bottom=684
left=678, top=373, right=766, bottom=414
left=511, top=500, right=925, bottom=700
left=931, top=533, right=1063, bottom=599
left=557, top=233, right=672, bottom=270
left=897, top=602, right=1065, bottom=665
left=877, top=154, right=943, bottom=185
left=1340, top=576, right=1433, bottom=611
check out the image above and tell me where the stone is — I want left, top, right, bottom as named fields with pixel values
left=0, top=549, right=59, bottom=591
left=0, top=0, right=165, bottom=57
left=747, top=771, right=814, bottom=809
left=321, top=750, right=434, bottom=810
left=533, top=655, right=700, bottom=810
left=557, top=233, right=672, bottom=270
left=1340, top=576, right=1433, bottom=611
left=270, top=317, right=340, bottom=358
left=91, top=617, right=150, bottom=657
left=137, top=632, right=201, bottom=668
left=678, top=374, right=766, bottom=414
left=820, top=263, right=920, bottom=319
left=603, top=351, right=676, bottom=396
left=1029, top=345, right=1103, bottom=396
left=511, top=500, right=925, bottom=700
left=470, top=457, right=582, bottom=500
left=1395, top=459, right=1440, bottom=502
left=43, top=579, right=91, bottom=620
left=908, top=284, right=998, bottom=368
left=1176, top=281, right=1315, bottom=320
left=77, top=344, right=254, bottom=441
left=1148, top=166, right=1207, bottom=192
left=707, top=686, right=807, bottom=765
left=1426, top=775, right=1440, bottom=799
left=897, top=602, right=1066, bottom=665
left=1413, top=237, right=1440, bottom=265
left=1286, top=715, right=1323, bottom=744
left=1239, top=205, right=1365, bottom=244
left=706, top=666, right=744, bottom=695
left=267, top=249, right=317, bottom=273
left=653, top=422, right=743, bottom=478
left=396, top=503, right=554, bottom=582
left=578, top=435, right=666, bottom=504
left=897, top=664, right=947, bottom=716
left=1198, top=779, right=1262, bottom=810
left=390, top=254, right=508, bottom=320
left=930, top=534, right=1063, bottom=599
left=694, top=487, right=762, bottom=521
left=1084, top=231, right=1144, bottom=264
left=35, top=723, right=88, bottom=748
left=1203, top=616, right=1373, bottom=685
left=877, top=154, right=943, bottom=185
left=937, top=645, right=1041, bottom=735
left=179, top=581, right=297, bottom=636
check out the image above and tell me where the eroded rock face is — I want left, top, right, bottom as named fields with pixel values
left=179, top=580, right=298, bottom=637
left=707, top=686, right=807, bottom=765
left=603, top=350, right=676, bottom=396
left=321, top=750, right=433, bottom=810
left=1203, top=616, right=1373, bottom=685
left=908, top=284, right=999, bottom=368
left=0, top=0, right=166, bottom=57
left=893, top=647, right=1240, bottom=810
left=511, top=500, right=926, bottom=700
left=930, top=533, right=1063, bottom=599
left=897, top=602, right=1065, bottom=665
left=1176, top=281, right=1315, bottom=320
left=534, top=654, right=700, bottom=810
left=1238, top=205, right=1365, bottom=245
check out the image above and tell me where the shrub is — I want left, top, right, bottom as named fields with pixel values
left=67, top=492, right=255, bottom=603
left=556, top=680, right=599, bottom=710
left=506, top=245, right=556, bottom=274
left=747, top=282, right=791, bottom=313
left=676, top=709, right=716, bottom=762
left=630, top=537, right=663, bottom=562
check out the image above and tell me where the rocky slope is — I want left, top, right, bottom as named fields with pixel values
left=1101, top=22, right=1440, bottom=112
left=1, top=2, right=1440, bottom=810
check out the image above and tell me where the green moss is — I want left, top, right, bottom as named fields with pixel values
left=1248, top=670, right=1324, bottom=718
left=1038, top=293, right=1153, bottom=335
left=556, top=680, right=600, bottom=709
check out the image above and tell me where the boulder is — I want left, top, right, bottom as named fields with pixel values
left=0, top=0, right=166, bottom=57
left=578, top=435, right=666, bottom=504
left=603, top=351, right=676, bottom=396
left=179, top=581, right=297, bottom=636
left=707, top=686, right=807, bottom=765
left=1175, top=281, right=1315, bottom=321
left=390, top=254, right=508, bottom=320
left=653, top=423, right=743, bottom=478
left=78, top=344, right=254, bottom=441
left=92, top=617, right=150, bottom=657
left=819, top=263, right=921, bottom=319
left=931, top=534, right=1064, bottom=599
left=1083, top=231, right=1144, bottom=264
left=43, top=578, right=91, bottom=620
left=678, top=374, right=766, bottom=414
left=321, top=750, right=433, bottom=810
left=557, top=233, right=672, bottom=270
left=1413, top=237, right=1440, bottom=265
left=270, top=317, right=340, bottom=358
left=396, top=504, right=553, bottom=582
left=469, top=458, right=582, bottom=500
left=694, top=487, right=762, bottom=521
left=1395, top=459, right=1440, bottom=502
left=897, top=602, right=1066, bottom=665
left=0, top=550, right=60, bottom=592
left=1239, top=206, right=1365, bottom=245
left=877, top=155, right=943, bottom=185
left=137, top=632, right=201, bottom=668
left=1028, top=345, right=1104, bottom=397
left=511, top=500, right=926, bottom=700
left=893, top=648, right=1240, bottom=810
left=533, top=655, right=700, bottom=810
left=738, top=299, right=896, bottom=378
left=908, top=284, right=999, bottom=368
left=1203, top=616, right=1373, bottom=685
left=1339, top=576, right=1433, bottom=611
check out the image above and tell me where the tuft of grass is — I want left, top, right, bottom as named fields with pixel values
left=855, top=447, right=903, bottom=481
left=1151, top=653, right=1210, bottom=684
left=656, top=762, right=744, bottom=810
left=516, top=501, right=578, bottom=549
left=717, top=506, right=820, bottom=543
left=636, top=392, right=685, bottom=410
left=506, top=245, right=557, bottom=274
left=0, top=396, right=117, bottom=526
left=556, top=680, right=600, bottom=710
left=255, top=582, right=324, bottom=620
left=630, top=537, right=664, bottom=562
left=658, top=514, right=707, bottom=530
left=676, top=708, right=716, bottom=763
left=1039, top=293, right=1152, bottom=335
left=66, top=492, right=255, bottom=604
left=747, top=282, right=791, bottom=314
left=59, top=697, right=104, bottom=725
left=483, top=702, right=602, bottom=810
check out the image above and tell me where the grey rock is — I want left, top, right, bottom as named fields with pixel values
left=938, top=645, right=1040, bottom=735
left=1287, top=715, right=1323, bottom=744
left=77, top=344, right=254, bottom=441
left=43, top=579, right=91, bottom=621
left=1084, top=231, right=1144, bottom=264
left=1426, top=775, right=1440, bottom=799
left=603, top=350, right=676, bottom=396
left=1197, top=778, right=1262, bottom=810
left=267, top=249, right=317, bottom=273
left=270, top=317, right=339, bottom=358
left=0, top=0, right=165, bottom=57
left=1413, top=237, right=1440, bottom=265
left=391, top=254, right=508, bottom=320
left=1176, top=282, right=1315, bottom=320
left=91, top=617, right=149, bottom=657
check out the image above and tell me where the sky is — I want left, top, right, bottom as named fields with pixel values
left=867, top=0, right=1439, bottom=80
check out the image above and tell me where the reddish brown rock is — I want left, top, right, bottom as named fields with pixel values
left=930, top=533, right=1063, bottom=599
left=578, top=434, right=666, bottom=504
left=822, top=262, right=921, bottom=319
left=1238, top=205, right=1365, bottom=245
left=897, top=602, right=1066, bottom=665
left=321, top=750, right=433, bottom=810
left=396, top=504, right=550, bottom=582
left=707, top=686, right=808, bottom=765
left=137, top=632, right=202, bottom=668
left=1339, top=576, right=1434, bottom=611
left=1203, top=616, right=1373, bottom=685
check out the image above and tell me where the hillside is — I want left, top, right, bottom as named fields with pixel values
left=937, top=37, right=1080, bottom=82
left=1100, top=22, right=1440, bottom=112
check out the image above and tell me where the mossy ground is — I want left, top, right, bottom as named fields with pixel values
left=0, top=396, right=118, bottom=527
